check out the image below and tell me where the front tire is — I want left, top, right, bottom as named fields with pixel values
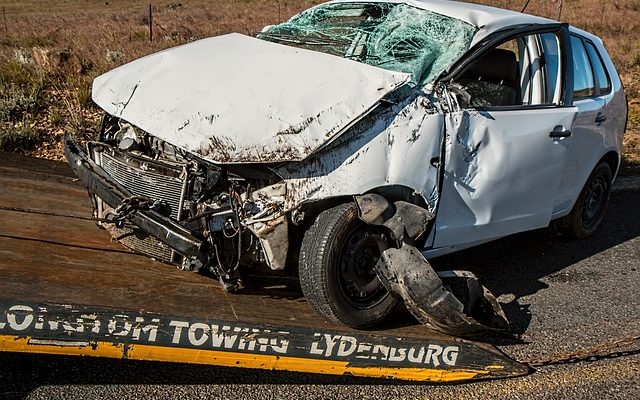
left=557, top=162, right=612, bottom=239
left=299, top=202, right=397, bottom=328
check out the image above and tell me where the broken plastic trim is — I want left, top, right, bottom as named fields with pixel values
left=258, top=2, right=477, bottom=85
left=355, top=193, right=434, bottom=245
left=374, top=245, right=510, bottom=338
left=355, top=193, right=508, bottom=338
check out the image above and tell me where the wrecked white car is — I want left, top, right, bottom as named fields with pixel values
left=65, top=0, right=627, bottom=335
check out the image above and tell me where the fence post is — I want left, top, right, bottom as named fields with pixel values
left=557, top=0, right=564, bottom=21
left=3, top=7, right=7, bottom=36
left=149, top=4, right=153, bottom=42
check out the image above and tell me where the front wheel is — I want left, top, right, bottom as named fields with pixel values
left=299, top=202, right=398, bottom=328
left=557, top=162, right=612, bottom=239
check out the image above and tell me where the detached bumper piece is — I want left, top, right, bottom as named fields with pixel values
left=63, top=134, right=202, bottom=259
left=375, top=244, right=510, bottom=338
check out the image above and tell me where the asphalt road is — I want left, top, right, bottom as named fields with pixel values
left=1, top=190, right=639, bottom=399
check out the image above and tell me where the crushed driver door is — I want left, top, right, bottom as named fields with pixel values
left=432, top=107, right=578, bottom=249
left=430, top=26, right=579, bottom=250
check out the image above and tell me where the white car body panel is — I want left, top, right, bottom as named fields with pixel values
left=273, top=92, right=443, bottom=211
left=92, top=33, right=411, bottom=164
left=432, top=107, right=578, bottom=249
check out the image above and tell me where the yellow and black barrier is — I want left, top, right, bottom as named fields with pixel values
left=0, top=298, right=528, bottom=382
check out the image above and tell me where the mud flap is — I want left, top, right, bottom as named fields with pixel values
left=374, top=244, right=510, bottom=338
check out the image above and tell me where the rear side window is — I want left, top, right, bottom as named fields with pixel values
left=570, top=36, right=595, bottom=99
left=584, top=41, right=611, bottom=95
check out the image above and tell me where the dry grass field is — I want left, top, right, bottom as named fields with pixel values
left=0, top=0, right=639, bottom=171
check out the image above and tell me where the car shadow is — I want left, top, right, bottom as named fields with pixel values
left=429, top=190, right=640, bottom=335
left=221, top=191, right=640, bottom=336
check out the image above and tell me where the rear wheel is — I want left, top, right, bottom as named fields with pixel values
left=557, top=162, right=612, bottom=239
left=299, top=202, right=397, bottom=328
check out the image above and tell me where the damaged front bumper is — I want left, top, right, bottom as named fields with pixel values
left=63, top=134, right=203, bottom=259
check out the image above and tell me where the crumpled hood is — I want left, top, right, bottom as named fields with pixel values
left=92, top=33, right=411, bottom=163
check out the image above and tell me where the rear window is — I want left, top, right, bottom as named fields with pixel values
left=570, top=35, right=595, bottom=99
left=584, top=41, right=611, bottom=95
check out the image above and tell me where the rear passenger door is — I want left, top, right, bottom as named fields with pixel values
left=431, top=27, right=579, bottom=251
left=552, top=34, right=613, bottom=215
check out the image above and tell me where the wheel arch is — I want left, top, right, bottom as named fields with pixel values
left=293, top=185, right=430, bottom=230
left=600, top=150, right=620, bottom=180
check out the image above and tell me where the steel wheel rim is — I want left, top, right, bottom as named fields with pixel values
left=582, top=176, right=607, bottom=228
left=337, top=225, right=388, bottom=310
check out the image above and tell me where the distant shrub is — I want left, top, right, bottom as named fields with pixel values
left=0, top=59, right=41, bottom=88
left=0, top=125, right=42, bottom=152
left=49, top=107, right=63, bottom=126
left=76, top=82, right=93, bottom=108
left=0, top=60, right=50, bottom=122
left=0, top=87, right=47, bottom=121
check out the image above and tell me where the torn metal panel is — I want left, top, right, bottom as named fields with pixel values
left=374, top=244, right=509, bottom=337
left=355, top=193, right=434, bottom=244
left=248, top=214, right=289, bottom=271
left=92, top=33, right=410, bottom=164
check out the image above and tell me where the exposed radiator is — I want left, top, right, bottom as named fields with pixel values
left=94, top=149, right=188, bottom=265
left=99, top=152, right=185, bottom=219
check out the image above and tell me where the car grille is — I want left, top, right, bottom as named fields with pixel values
left=94, top=150, right=187, bottom=265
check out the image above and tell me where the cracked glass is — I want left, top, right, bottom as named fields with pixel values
left=258, top=2, right=477, bottom=85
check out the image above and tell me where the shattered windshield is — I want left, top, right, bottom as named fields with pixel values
left=257, top=2, right=477, bottom=85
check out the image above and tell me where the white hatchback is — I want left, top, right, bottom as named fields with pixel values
left=65, top=0, right=627, bottom=332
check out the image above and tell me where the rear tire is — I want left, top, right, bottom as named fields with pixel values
left=299, top=202, right=397, bottom=328
left=557, top=162, right=612, bottom=239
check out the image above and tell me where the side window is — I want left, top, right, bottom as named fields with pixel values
left=570, top=35, right=596, bottom=99
left=456, top=32, right=562, bottom=109
left=457, top=38, right=525, bottom=108
left=584, top=41, right=611, bottom=95
left=539, top=33, right=562, bottom=105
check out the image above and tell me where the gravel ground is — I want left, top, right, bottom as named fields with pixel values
left=1, top=191, right=639, bottom=400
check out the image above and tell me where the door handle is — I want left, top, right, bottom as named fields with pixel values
left=549, top=125, right=572, bottom=138
left=595, top=113, right=607, bottom=124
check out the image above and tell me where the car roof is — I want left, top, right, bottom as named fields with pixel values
left=328, top=0, right=557, bottom=45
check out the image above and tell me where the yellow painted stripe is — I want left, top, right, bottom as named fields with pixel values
left=0, top=335, right=487, bottom=382
left=0, top=335, right=125, bottom=358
